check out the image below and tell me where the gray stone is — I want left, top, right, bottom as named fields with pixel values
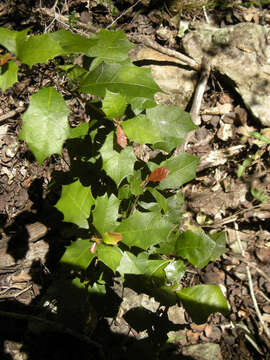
left=182, top=343, right=222, bottom=360
left=182, top=23, right=270, bottom=126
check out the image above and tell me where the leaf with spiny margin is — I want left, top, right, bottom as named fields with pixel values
left=51, top=29, right=133, bottom=69
left=210, top=232, right=227, bottom=262
left=122, top=105, right=196, bottom=152
left=92, top=194, right=120, bottom=235
left=176, top=284, right=230, bottom=324
left=175, top=230, right=216, bottom=268
left=128, top=170, right=144, bottom=196
left=100, top=132, right=136, bottom=186
left=164, top=260, right=186, bottom=283
left=17, top=33, right=63, bottom=67
left=0, top=61, right=18, bottom=92
left=19, top=87, right=70, bottom=164
left=117, top=251, right=148, bottom=276
left=155, top=152, right=199, bottom=190
left=0, top=27, right=28, bottom=56
left=55, top=179, right=94, bottom=229
left=79, top=61, right=161, bottom=102
left=115, top=211, right=172, bottom=250
left=60, top=238, right=95, bottom=270
left=97, top=243, right=123, bottom=272
left=102, top=90, right=127, bottom=120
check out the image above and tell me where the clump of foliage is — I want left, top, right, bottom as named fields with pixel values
left=0, top=26, right=229, bottom=325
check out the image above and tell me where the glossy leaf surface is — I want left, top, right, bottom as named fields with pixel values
left=55, top=180, right=94, bottom=229
left=19, top=87, right=70, bottom=164
left=176, top=284, right=230, bottom=323
left=100, top=132, right=136, bottom=186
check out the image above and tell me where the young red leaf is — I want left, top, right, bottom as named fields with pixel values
left=0, top=53, right=11, bottom=66
left=116, top=125, right=127, bottom=148
left=148, top=167, right=169, bottom=182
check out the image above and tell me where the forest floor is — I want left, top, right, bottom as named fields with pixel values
left=1, top=1, right=270, bottom=359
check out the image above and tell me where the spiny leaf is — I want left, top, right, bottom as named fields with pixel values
left=117, top=251, right=147, bottom=276
left=60, top=238, right=95, bottom=270
left=18, top=33, right=63, bottom=67
left=122, top=105, right=196, bottom=152
left=116, top=211, right=172, bottom=250
left=156, top=152, right=199, bottom=190
left=52, top=29, right=133, bottom=70
left=79, top=61, right=161, bottom=102
left=100, top=132, right=136, bottom=186
left=0, top=27, right=28, bottom=56
left=97, top=243, right=123, bottom=272
left=19, top=87, right=70, bottom=164
left=55, top=179, right=94, bottom=229
left=175, top=230, right=216, bottom=268
left=92, top=193, right=120, bottom=235
left=0, top=61, right=18, bottom=92
left=102, top=90, right=127, bottom=120
left=176, top=284, right=230, bottom=324
left=164, top=260, right=186, bottom=283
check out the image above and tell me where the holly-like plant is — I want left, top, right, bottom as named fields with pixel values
left=0, top=26, right=229, bottom=324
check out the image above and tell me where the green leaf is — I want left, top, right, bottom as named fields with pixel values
left=60, top=238, right=95, bottom=270
left=79, top=61, right=160, bottom=102
left=68, top=123, right=90, bottom=139
left=165, top=192, right=184, bottom=224
left=97, top=243, right=122, bottom=272
left=116, top=211, right=172, bottom=250
left=85, top=29, right=134, bottom=69
left=117, top=251, right=147, bottom=276
left=51, top=29, right=96, bottom=55
left=210, top=232, right=227, bottom=262
left=102, top=90, right=127, bottom=120
left=156, top=152, right=199, bottom=190
left=19, top=87, right=70, bottom=164
left=164, top=260, right=186, bottom=283
left=148, top=188, right=168, bottom=213
left=122, top=105, right=196, bottom=152
left=52, top=29, right=133, bottom=69
left=130, top=97, right=156, bottom=115
left=18, top=33, right=63, bottom=67
left=176, top=284, right=230, bottom=324
left=0, top=61, right=18, bottom=92
left=100, top=132, right=136, bottom=186
left=175, top=230, right=216, bottom=268
left=92, top=193, right=120, bottom=235
left=145, top=259, right=170, bottom=278
left=128, top=170, right=144, bottom=196
left=55, top=179, right=94, bottom=229
left=251, top=188, right=269, bottom=203
left=0, top=27, right=28, bottom=55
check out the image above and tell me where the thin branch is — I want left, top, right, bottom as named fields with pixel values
left=234, top=222, right=270, bottom=341
left=189, top=56, right=211, bottom=125
left=106, top=0, right=142, bottom=29
left=0, top=107, right=25, bottom=123
left=130, top=33, right=199, bottom=70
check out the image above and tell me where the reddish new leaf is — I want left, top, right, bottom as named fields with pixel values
left=0, top=53, right=11, bottom=66
left=149, top=167, right=169, bottom=182
left=116, top=125, right=127, bottom=148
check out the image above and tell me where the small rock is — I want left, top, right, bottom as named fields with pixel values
left=182, top=343, right=222, bottom=360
